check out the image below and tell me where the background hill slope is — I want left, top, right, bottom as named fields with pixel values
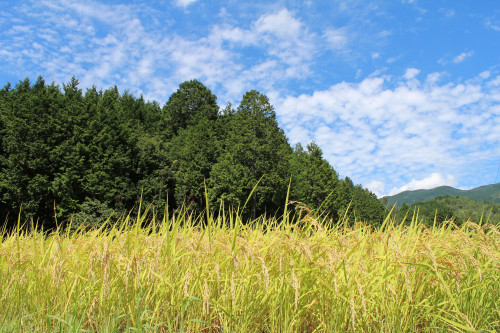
left=384, top=182, right=500, bottom=207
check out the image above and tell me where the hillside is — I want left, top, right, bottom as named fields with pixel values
left=383, top=182, right=500, bottom=207
left=395, top=195, right=500, bottom=225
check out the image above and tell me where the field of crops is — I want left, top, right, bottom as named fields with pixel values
left=1, top=206, right=499, bottom=332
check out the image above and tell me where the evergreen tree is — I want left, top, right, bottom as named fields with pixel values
left=210, top=90, right=291, bottom=220
left=166, top=81, right=221, bottom=210
left=81, top=86, right=136, bottom=211
left=333, top=177, right=354, bottom=220
left=163, top=80, right=218, bottom=135
left=170, top=116, right=220, bottom=210
left=289, top=142, right=339, bottom=218
left=351, top=185, right=386, bottom=223
left=0, top=77, right=66, bottom=226
left=0, top=76, right=389, bottom=229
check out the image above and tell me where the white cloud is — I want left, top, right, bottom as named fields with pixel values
left=389, top=173, right=457, bottom=195
left=254, top=9, right=302, bottom=40
left=199, top=8, right=316, bottom=99
left=479, top=71, right=491, bottom=79
left=367, top=180, right=385, bottom=197
left=453, top=51, right=473, bottom=64
left=275, top=69, right=500, bottom=197
left=323, top=28, right=348, bottom=50
left=485, top=18, right=500, bottom=31
left=175, top=0, right=198, bottom=8
left=404, top=68, right=420, bottom=80
left=3, top=1, right=316, bottom=103
left=440, top=8, right=455, bottom=18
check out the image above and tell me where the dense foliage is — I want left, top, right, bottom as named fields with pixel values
left=387, top=195, right=500, bottom=226
left=0, top=77, right=385, bottom=229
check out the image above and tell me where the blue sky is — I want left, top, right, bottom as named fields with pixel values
left=1, top=0, right=499, bottom=196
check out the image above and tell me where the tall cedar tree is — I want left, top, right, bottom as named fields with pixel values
left=209, top=90, right=291, bottom=220
left=0, top=77, right=66, bottom=227
left=0, top=78, right=173, bottom=228
left=165, top=80, right=220, bottom=210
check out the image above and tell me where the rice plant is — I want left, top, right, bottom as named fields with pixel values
left=0, top=204, right=498, bottom=332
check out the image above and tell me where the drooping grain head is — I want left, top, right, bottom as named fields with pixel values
left=259, top=257, right=270, bottom=293
left=203, top=279, right=210, bottom=316
left=350, top=294, right=356, bottom=330
left=184, top=272, right=191, bottom=298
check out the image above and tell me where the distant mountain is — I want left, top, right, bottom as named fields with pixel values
left=383, top=182, right=500, bottom=207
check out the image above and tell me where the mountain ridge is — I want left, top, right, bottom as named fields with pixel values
left=383, top=182, right=500, bottom=207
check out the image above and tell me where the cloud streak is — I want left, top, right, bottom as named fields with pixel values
left=389, top=173, right=457, bottom=195
left=175, top=0, right=198, bottom=8
left=453, top=51, right=473, bottom=64
left=2, top=2, right=319, bottom=104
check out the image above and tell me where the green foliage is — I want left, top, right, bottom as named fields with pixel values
left=70, top=197, right=117, bottom=231
left=163, top=79, right=219, bottom=135
left=209, top=90, right=291, bottom=220
left=417, top=196, right=499, bottom=225
left=171, top=116, right=220, bottom=210
left=289, top=142, right=339, bottom=218
left=389, top=195, right=500, bottom=226
left=0, top=77, right=172, bottom=228
left=0, top=77, right=386, bottom=229
left=0, top=77, right=67, bottom=227
left=350, top=184, right=386, bottom=223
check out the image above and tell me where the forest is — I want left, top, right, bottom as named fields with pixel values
left=389, top=195, right=500, bottom=226
left=0, top=76, right=385, bottom=230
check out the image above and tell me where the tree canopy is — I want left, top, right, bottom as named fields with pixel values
left=0, top=77, right=386, bottom=229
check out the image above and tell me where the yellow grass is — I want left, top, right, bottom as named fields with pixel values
left=0, top=206, right=499, bottom=332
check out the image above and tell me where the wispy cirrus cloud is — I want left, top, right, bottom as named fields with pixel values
left=323, top=27, right=349, bottom=50
left=1, top=1, right=316, bottom=103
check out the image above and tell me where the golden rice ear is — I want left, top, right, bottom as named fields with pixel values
left=259, top=257, right=270, bottom=293
left=183, top=272, right=191, bottom=298
left=203, top=279, right=210, bottom=316
left=230, top=272, right=236, bottom=309
left=350, top=294, right=356, bottom=330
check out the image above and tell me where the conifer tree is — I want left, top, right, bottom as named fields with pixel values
left=163, top=80, right=218, bottom=135
left=166, top=81, right=221, bottom=210
left=289, top=142, right=339, bottom=218
left=210, top=90, right=291, bottom=220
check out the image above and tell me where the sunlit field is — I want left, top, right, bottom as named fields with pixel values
left=1, top=204, right=499, bottom=332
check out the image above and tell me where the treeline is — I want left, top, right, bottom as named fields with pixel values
left=386, top=195, right=500, bottom=225
left=0, top=77, right=385, bottom=229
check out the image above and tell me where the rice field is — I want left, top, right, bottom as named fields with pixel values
left=0, top=205, right=499, bottom=332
